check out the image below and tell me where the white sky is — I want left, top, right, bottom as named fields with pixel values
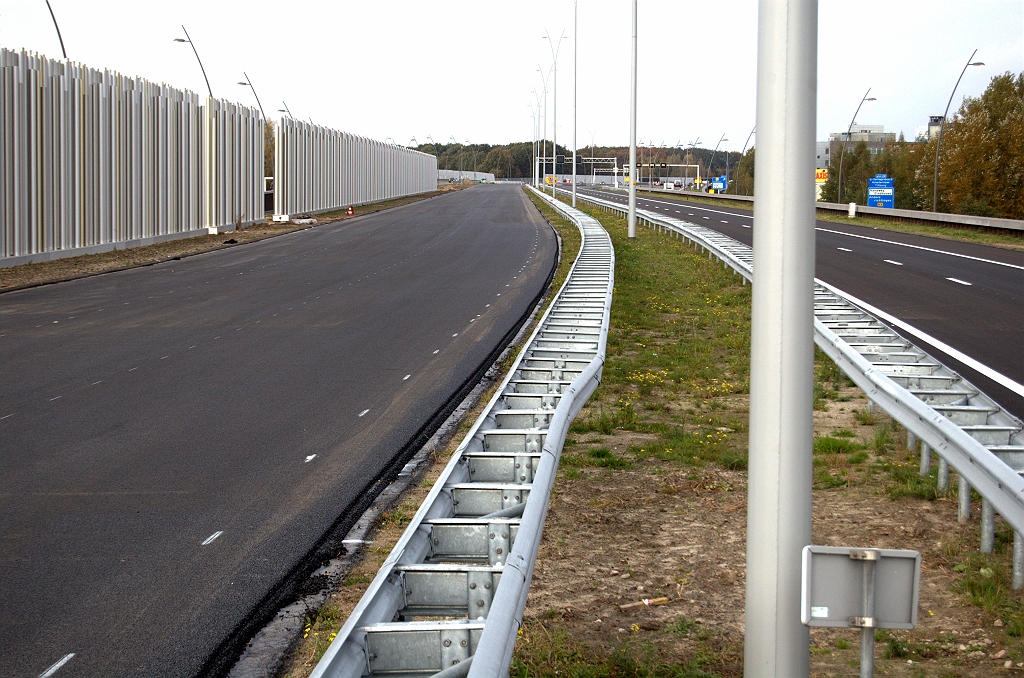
left=2, top=1, right=1021, bottom=154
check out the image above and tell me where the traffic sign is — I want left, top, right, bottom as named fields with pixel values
left=867, top=174, right=894, bottom=209
left=815, top=168, right=829, bottom=184
left=711, top=176, right=727, bottom=191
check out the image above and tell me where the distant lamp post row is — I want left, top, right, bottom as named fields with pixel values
left=932, top=51, right=984, bottom=212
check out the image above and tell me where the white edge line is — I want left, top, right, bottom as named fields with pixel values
left=39, top=653, right=75, bottom=677
left=816, top=227, right=1024, bottom=270
left=817, top=279, right=1024, bottom=397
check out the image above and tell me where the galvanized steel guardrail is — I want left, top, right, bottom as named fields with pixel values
left=561, top=186, right=1024, bottom=587
left=624, top=185, right=1024, bottom=232
left=309, top=186, right=613, bottom=677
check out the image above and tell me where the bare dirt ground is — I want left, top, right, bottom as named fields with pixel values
left=0, top=184, right=470, bottom=291
left=516, top=386, right=1022, bottom=677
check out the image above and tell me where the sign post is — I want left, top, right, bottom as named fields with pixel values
left=867, top=174, right=894, bottom=208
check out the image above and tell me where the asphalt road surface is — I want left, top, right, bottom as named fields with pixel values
left=0, top=185, right=557, bottom=677
left=576, top=186, right=1024, bottom=419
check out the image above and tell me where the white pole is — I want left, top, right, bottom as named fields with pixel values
left=552, top=46, right=558, bottom=197
left=572, top=0, right=578, bottom=207
left=627, top=0, right=637, bottom=239
left=745, top=1, right=817, bottom=676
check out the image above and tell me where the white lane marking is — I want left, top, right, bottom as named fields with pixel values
left=675, top=210, right=681, bottom=213
left=214, top=336, right=221, bottom=340
left=837, top=247, right=852, bottom=252
left=1, top=413, right=15, bottom=420
left=305, top=454, right=317, bottom=463
left=883, top=259, right=903, bottom=266
left=947, top=277, right=973, bottom=286
left=816, top=227, right=1024, bottom=270
left=403, top=374, right=410, bottom=380
left=817, top=279, right=1024, bottom=397
left=721, top=220, right=729, bottom=223
left=358, top=409, right=369, bottom=417
left=201, top=531, right=224, bottom=546
left=702, top=216, right=710, bottom=220
left=342, top=539, right=373, bottom=544
left=90, top=380, right=102, bottom=386
left=496, top=293, right=501, bottom=296
left=39, top=653, right=75, bottom=677
left=742, top=224, right=751, bottom=228
left=486, top=304, right=490, bottom=307
left=433, top=349, right=439, bottom=354
left=161, top=355, right=169, bottom=360
left=470, top=319, right=475, bottom=322
left=49, top=396, right=62, bottom=401
left=452, top=333, right=458, bottom=337
left=128, top=367, right=137, bottom=372
left=189, top=345, right=196, bottom=349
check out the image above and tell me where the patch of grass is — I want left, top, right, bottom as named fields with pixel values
left=814, top=436, right=864, bottom=455
left=342, top=574, right=370, bottom=586
left=294, top=605, right=343, bottom=667
left=952, top=552, right=1024, bottom=632
left=587, top=447, right=633, bottom=469
left=882, top=455, right=940, bottom=500
left=834, top=639, right=850, bottom=650
left=855, top=408, right=876, bottom=426
left=512, top=625, right=721, bottom=678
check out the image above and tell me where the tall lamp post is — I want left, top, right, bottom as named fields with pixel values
left=544, top=29, right=567, bottom=196
left=932, top=50, right=984, bottom=212
left=835, top=88, right=875, bottom=205
left=627, top=0, right=637, bottom=239
left=707, top=134, right=728, bottom=191
left=572, top=0, right=578, bottom=207
left=237, top=72, right=267, bottom=121
left=735, top=125, right=755, bottom=194
left=173, top=25, right=213, bottom=99
left=536, top=67, right=552, bottom=187
left=44, top=0, right=67, bottom=59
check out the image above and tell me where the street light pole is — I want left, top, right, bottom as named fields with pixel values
left=932, top=50, right=984, bottom=212
left=572, top=0, right=578, bottom=207
left=627, top=0, right=637, bottom=239
left=745, top=1, right=817, bottom=676
left=736, top=125, right=756, bottom=194
left=835, top=88, right=875, bottom=205
left=44, top=0, right=67, bottom=59
left=173, top=25, right=213, bottom=99
left=238, top=72, right=267, bottom=121
left=544, top=30, right=566, bottom=196
left=708, top=134, right=728, bottom=191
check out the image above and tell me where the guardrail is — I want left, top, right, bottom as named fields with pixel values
left=562, top=186, right=1024, bottom=588
left=309, top=186, right=614, bottom=676
left=1, top=48, right=264, bottom=267
left=622, top=185, right=1024, bottom=232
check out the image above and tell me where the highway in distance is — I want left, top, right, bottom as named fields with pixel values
left=0, top=185, right=557, bottom=677
left=577, top=186, right=1024, bottom=419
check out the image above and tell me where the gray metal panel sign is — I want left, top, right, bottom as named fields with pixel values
left=801, top=546, right=921, bottom=629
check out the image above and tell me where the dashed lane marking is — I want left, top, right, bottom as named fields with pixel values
left=359, top=409, right=369, bottom=417
left=201, top=531, right=223, bottom=546
left=39, top=653, right=75, bottom=678
left=884, top=260, right=903, bottom=266
left=947, top=277, right=972, bottom=286
left=305, top=455, right=317, bottom=463
left=837, top=247, right=852, bottom=252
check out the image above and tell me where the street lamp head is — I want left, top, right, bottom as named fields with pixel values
left=865, top=97, right=877, bottom=102
left=173, top=38, right=189, bottom=43
left=238, top=81, right=249, bottom=86
left=969, top=62, right=985, bottom=66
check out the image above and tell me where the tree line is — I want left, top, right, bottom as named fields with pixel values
left=819, top=71, right=1022, bottom=219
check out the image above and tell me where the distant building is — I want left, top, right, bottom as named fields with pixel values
left=815, top=141, right=831, bottom=169
left=826, top=124, right=896, bottom=163
left=927, top=115, right=944, bottom=141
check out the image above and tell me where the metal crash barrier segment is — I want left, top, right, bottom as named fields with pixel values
left=310, top=186, right=613, bottom=677
left=560, top=187, right=1024, bottom=587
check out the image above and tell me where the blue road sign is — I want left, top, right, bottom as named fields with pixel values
left=867, top=174, right=894, bottom=209
left=711, top=176, right=727, bottom=191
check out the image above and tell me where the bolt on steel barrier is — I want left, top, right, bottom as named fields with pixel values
left=309, top=186, right=613, bottom=677
left=560, top=187, right=1024, bottom=589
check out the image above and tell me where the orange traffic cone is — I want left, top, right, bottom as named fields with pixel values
left=346, top=206, right=354, bottom=216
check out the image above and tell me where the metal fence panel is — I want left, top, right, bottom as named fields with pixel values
left=273, top=118, right=436, bottom=217
left=0, top=47, right=263, bottom=265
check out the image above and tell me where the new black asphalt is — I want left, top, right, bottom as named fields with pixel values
left=576, top=187, right=1024, bottom=419
left=0, top=185, right=557, bottom=677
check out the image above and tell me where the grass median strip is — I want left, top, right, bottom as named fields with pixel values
left=512, top=195, right=1022, bottom=677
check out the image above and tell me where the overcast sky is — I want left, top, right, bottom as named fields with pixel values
left=2, top=1, right=1021, bottom=154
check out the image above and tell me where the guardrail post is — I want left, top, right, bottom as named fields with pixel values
left=937, top=457, right=950, bottom=491
left=1014, top=533, right=1023, bottom=590
left=919, top=442, right=932, bottom=476
left=744, top=1, right=817, bottom=676
left=958, top=475, right=971, bottom=522
left=907, top=430, right=917, bottom=452
left=980, top=500, right=995, bottom=553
